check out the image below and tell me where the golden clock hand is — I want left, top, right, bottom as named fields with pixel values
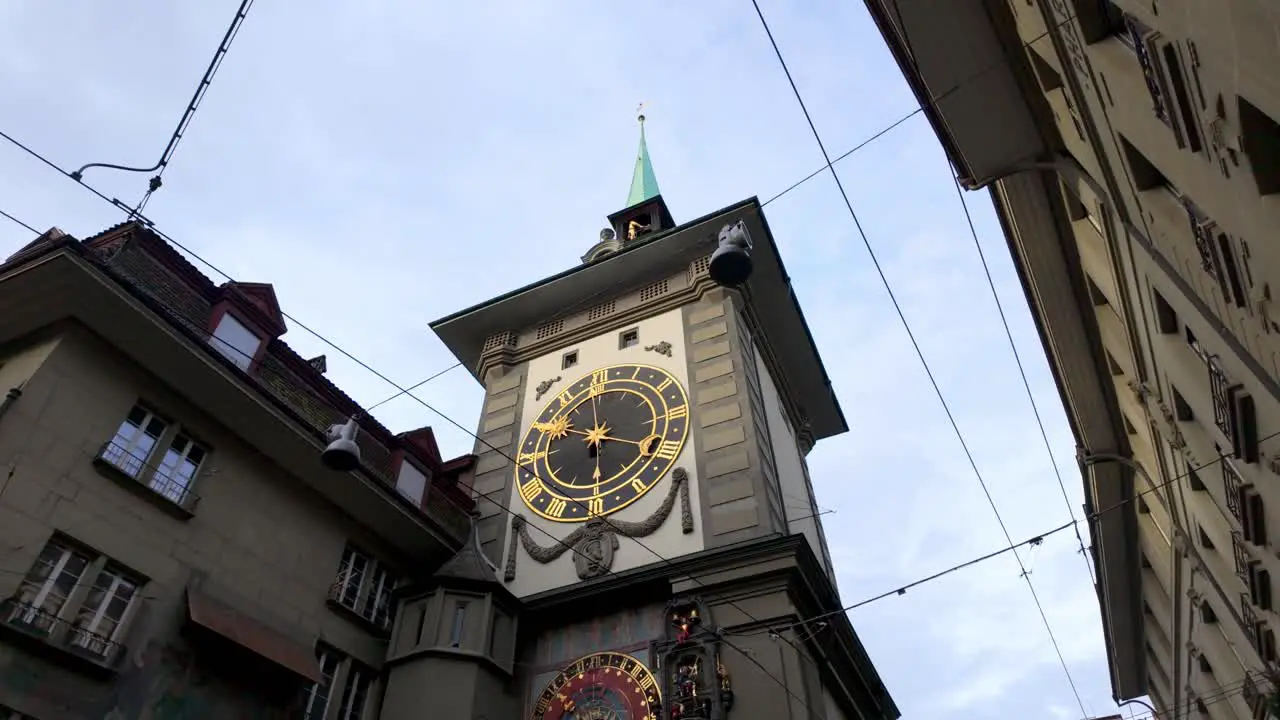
left=638, top=434, right=661, bottom=456
left=584, top=434, right=644, bottom=447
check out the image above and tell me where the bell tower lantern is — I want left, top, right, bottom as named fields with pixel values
left=582, top=109, right=675, bottom=264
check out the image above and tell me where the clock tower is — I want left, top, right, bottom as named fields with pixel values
left=423, top=115, right=899, bottom=720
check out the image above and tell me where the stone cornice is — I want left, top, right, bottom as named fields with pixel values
left=383, top=644, right=513, bottom=678
left=475, top=262, right=712, bottom=380
left=474, top=259, right=812, bottom=441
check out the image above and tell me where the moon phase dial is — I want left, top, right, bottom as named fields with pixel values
left=515, top=363, right=690, bottom=523
left=531, top=651, right=662, bottom=720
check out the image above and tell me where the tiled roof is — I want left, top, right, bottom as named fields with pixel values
left=6, top=222, right=475, bottom=539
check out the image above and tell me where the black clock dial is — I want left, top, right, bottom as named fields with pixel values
left=514, top=363, right=690, bottom=522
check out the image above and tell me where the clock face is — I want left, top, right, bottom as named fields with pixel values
left=531, top=651, right=663, bottom=720
left=515, top=363, right=690, bottom=523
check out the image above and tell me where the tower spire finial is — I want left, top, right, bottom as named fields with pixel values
left=627, top=103, right=660, bottom=208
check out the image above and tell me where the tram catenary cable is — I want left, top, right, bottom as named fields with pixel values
left=746, top=0, right=1093, bottom=717
left=1126, top=674, right=1262, bottom=720
left=70, top=0, right=258, bottom=218
left=757, top=7, right=1080, bottom=209
left=728, top=426, right=1280, bottom=640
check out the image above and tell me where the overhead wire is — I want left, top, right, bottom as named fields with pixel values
left=0, top=3, right=1149, bottom=711
left=875, top=0, right=1104, bottom=707
left=0, top=130, right=835, bottom=711
left=949, top=178, right=1099, bottom=588
left=2, top=183, right=1272, bottom=713
left=0, top=208, right=38, bottom=235
left=1124, top=674, right=1261, bottom=720
left=757, top=7, right=1081, bottom=210
left=0, top=17, right=1175, bottom=720
left=70, top=0, right=257, bottom=218
left=730, top=426, right=1280, bottom=638
left=745, top=1, right=1098, bottom=716
left=914, top=0, right=1100, bottom=595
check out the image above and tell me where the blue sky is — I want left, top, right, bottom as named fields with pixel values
left=1, top=1, right=1138, bottom=718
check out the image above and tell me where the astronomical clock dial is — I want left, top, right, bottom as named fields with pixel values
left=531, top=651, right=663, bottom=720
left=515, top=363, right=690, bottom=523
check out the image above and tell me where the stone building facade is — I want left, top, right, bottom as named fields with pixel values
left=863, top=0, right=1280, bottom=716
left=0, top=224, right=476, bottom=719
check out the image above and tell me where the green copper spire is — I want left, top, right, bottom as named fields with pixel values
left=626, top=109, right=660, bottom=207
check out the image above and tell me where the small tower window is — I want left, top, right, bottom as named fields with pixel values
left=449, top=602, right=467, bottom=648
left=619, top=328, right=639, bottom=349
left=562, top=351, right=579, bottom=370
left=626, top=213, right=653, bottom=241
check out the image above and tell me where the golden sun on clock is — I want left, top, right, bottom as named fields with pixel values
left=514, top=363, right=690, bottom=523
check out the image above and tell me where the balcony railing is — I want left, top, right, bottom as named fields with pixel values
left=1224, top=460, right=1246, bottom=524
left=1242, top=593, right=1260, bottom=631
left=1, top=597, right=126, bottom=669
left=1123, top=15, right=1171, bottom=126
left=1208, top=356, right=1235, bottom=440
left=93, top=440, right=201, bottom=516
left=1234, top=530, right=1255, bottom=582
left=1179, top=197, right=1220, bottom=277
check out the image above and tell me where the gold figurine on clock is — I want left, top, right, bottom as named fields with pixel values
left=515, top=363, right=690, bottom=522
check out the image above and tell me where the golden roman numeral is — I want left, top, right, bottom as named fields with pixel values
left=655, top=440, right=681, bottom=460
left=546, top=497, right=568, bottom=517
left=637, top=674, right=656, bottom=691
left=666, top=404, right=687, bottom=420
left=519, top=480, right=542, bottom=502
left=557, top=387, right=575, bottom=406
left=592, top=369, right=609, bottom=385
left=588, top=497, right=604, bottom=515
left=631, top=478, right=646, bottom=494
left=517, top=450, right=547, bottom=465
left=656, top=377, right=673, bottom=392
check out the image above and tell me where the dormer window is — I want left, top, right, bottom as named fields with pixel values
left=396, top=461, right=430, bottom=504
left=208, top=313, right=262, bottom=370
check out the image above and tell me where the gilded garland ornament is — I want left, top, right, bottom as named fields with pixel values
left=513, top=363, right=691, bottom=523
left=505, top=467, right=694, bottom=581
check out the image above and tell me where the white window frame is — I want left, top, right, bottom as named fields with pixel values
left=6, top=538, right=142, bottom=661
left=102, top=404, right=209, bottom=506
left=332, top=545, right=398, bottom=631
left=334, top=547, right=370, bottom=611
left=337, top=663, right=372, bottom=720
left=70, top=569, right=138, bottom=655
left=10, top=543, right=88, bottom=627
left=208, top=312, right=262, bottom=370
left=106, top=406, right=170, bottom=478
left=364, top=565, right=395, bottom=630
left=152, top=432, right=207, bottom=502
left=302, top=645, right=343, bottom=720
